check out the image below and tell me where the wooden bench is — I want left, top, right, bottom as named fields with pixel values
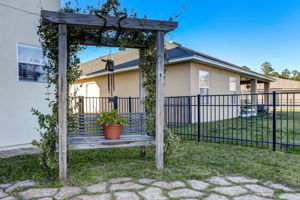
left=67, top=112, right=155, bottom=150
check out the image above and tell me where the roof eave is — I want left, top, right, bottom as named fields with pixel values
left=80, top=55, right=275, bottom=82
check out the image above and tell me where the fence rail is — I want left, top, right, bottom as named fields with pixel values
left=70, top=92, right=300, bottom=153
left=166, top=92, right=300, bottom=152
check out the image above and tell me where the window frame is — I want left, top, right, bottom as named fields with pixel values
left=229, top=76, right=237, bottom=92
left=199, top=70, right=209, bottom=90
left=85, top=82, right=98, bottom=97
left=199, top=70, right=209, bottom=104
left=16, top=42, right=47, bottom=84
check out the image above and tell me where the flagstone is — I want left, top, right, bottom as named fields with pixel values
left=187, top=180, right=210, bottom=190
left=138, top=178, right=156, bottom=184
left=0, top=189, right=9, bottom=198
left=54, top=186, right=82, bottom=200
left=114, top=191, right=140, bottom=200
left=212, top=186, right=248, bottom=196
left=1, top=196, right=18, bottom=200
left=152, top=181, right=185, bottom=189
left=138, top=187, right=167, bottom=200
left=0, top=184, right=12, bottom=189
left=279, top=193, right=300, bottom=200
left=86, top=182, right=107, bottom=193
left=204, top=193, right=229, bottom=200
left=5, top=180, right=37, bottom=193
left=108, top=177, right=132, bottom=183
left=244, top=184, right=274, bottom=197
left=226, top=176, right=258, bottom=183
left=19, top=188, right=58, bottom=199
left=110, top=182, right=144, bottom=191
left=71, top=193, right=111, bottom=200
left=168, top=188, right=204, bottom=198
left=234, top=194, right=273, bottom=200
left=264, top=181, right=293, bottom=192
left=207, top=176, right=231, bottom=186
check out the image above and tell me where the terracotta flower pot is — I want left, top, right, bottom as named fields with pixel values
left=103, top=124, right=122, bottom=139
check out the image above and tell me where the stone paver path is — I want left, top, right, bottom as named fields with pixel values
left=0, top=147, right=40, bottom=158
left=0, top=176, right=299, bottom=200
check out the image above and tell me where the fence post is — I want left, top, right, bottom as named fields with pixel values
left=188, top=96, right=192, bottom=124
left=272, top=91, right=277, bottom=151
left=78, top=96, right=84, bottom=114
left=129, top=97, right=132, bottom=113
left=113, top=96, right=118, bottom=110
left=197, top=94, right=200, bottom=142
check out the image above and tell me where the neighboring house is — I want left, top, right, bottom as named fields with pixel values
left=74, top=42, right=274, bottom=98
left=74, top=42, right=275, bottom=123
left=258, top=77, right=300, bottom=93
left=258, top=77, right=300, bottom=105
left=0, top=0, right=60, bottom=150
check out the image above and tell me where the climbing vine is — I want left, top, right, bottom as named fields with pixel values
left=33, top=0, right=180, bottom=176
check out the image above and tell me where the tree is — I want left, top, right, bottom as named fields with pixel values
left=261, top=62, right=274, bottom=75
left=292, top=70, right=298, bottom=77
left=291, top=70, right=300, bottom=81
left=280, top=69, right=291, bottom=79
left=270, top=71, right=280, bottom=77
left=241, top=66, right=251, bottom=71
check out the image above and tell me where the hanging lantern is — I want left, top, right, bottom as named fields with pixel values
left=102, top=59, right=115, bottom=96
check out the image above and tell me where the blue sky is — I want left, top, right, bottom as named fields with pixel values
left=62, top=0, right=300, bottom=73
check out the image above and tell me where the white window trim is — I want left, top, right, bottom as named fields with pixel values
left=85, top=82, right=98, bottom=97
left=229, top=76, right=237, bottom=92
left=199, top=70, right=209, bottom=90
left=16, top=42, right=47, bottom=84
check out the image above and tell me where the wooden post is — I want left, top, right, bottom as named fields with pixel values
left=58, top=24, right=68, bottom=181
left=139, top=51, right=145, bottom=112
left=139, top=51, right=146, bottom=157
left=155, top=31, right=165, bottom=170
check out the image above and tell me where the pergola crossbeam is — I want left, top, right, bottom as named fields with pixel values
left=82, top=38, right=145, bottom=48
left=41, top=10, right=178, bottom=32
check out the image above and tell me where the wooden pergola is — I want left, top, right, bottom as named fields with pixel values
left=41, top=10, right=178, bottom=181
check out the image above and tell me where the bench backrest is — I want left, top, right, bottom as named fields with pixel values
left=68, top=112, right=147, bottom=136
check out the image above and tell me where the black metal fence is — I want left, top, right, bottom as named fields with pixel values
left=165, top=92, right=300, bottom=152
left=70, top=92, right=300, bottom=152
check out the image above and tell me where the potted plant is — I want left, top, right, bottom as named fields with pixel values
left=96, top=110, right=128, bottom=139
left=241, top=105, right=257, bottom=117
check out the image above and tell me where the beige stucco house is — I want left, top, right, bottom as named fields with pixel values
left=74, top=42, right=274, bottom=98
left=258, top=77, right=300, bottom=105
left=257, top=77, right=300, bottom=93
left=0, top=0, right=60, bottom=150
left=73, top=42, right=275, bottom=123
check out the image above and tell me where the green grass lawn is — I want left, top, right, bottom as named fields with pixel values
left=171, top=112, right=300, bottom=152
left=1, top=141, right=300, bottom=188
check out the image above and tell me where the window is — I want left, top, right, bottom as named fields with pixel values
left=229, top=77, right=237, bottom=92
left=199, top=70, right=209, bottom=104
left=229, top=77, right=238, bottom=104
left=86, top=82, right=98, bottom=97
left=17, top=43, right=46, bottom=83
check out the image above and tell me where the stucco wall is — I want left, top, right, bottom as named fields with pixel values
left=190, top=62, right=241, bottom=95
left=189, top=62, right=242, bottom=122
left=75, top=61, right=243, bottom=98
left=0, top=0, right=60, bottom=149
left=75, top=62, right=192, bottom=97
